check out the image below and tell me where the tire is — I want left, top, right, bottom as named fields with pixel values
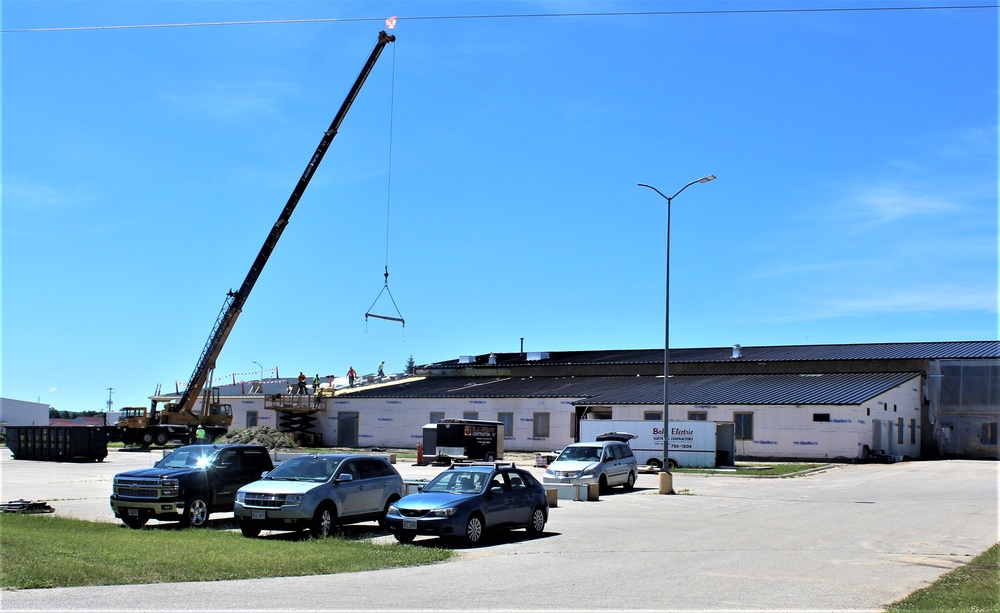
left=394, top=531, right=416, bottom=544
left=310, top=504, right=336, bottom=538
left=526, top=506, right=546, bottom=536
left=598, top=474, right=610, bottom=495
left=141, top=432, right=154, bottom=447
left=123, top=516, right=147, bottom=529
left=182, top=494, right=210, bottom=528
left=154, top=432, right=168, bottom=446
left=463, top=513, right=485, bottom=545
left=648, top=458, right=663, bottom=469
left=624, top=471, right=636, bottom=491
left=240, top=522, right=262, bottom=538
left=484, top=453, right=496, bottom=462
left=668, top=459, right=679, bottom=470
left=378, top=496, right=400, bottom=530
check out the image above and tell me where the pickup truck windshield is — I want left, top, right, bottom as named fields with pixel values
left=157, top=447, right=217, bottom=469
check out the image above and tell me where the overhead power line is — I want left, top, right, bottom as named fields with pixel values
left=3, top=5, right=997, bottom=34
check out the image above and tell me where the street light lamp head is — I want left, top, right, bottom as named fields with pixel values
left=698, top=175, right=716, bottom=183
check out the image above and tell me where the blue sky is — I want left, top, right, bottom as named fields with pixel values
left=2, top=1, right=997, bottom=413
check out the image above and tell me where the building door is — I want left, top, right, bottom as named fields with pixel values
left=338, top=412, right=359, bottom=447
left=246, top=411, right=258, bottom=428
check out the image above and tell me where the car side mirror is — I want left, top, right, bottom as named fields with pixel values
left=336, top=474, right=354, bottom=483
left=490, top=486, right=503, bottom=494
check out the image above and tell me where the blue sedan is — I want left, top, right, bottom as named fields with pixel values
left=385, top=463, right=548, bottom=545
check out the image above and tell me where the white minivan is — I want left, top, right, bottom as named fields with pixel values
left=542, top=432, right=639, bottom=493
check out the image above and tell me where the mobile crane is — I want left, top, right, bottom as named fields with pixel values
left=112, top=31, right=397, bottom=446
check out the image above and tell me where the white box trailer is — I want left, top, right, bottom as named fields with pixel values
left=579, top=420, right=735, bottom=468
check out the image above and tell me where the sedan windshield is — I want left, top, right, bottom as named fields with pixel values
left=556, top=446, right=601, bottom=462
left=265, top=457, right=341, bottom=482
left=423, top=470, right=488, bottom=494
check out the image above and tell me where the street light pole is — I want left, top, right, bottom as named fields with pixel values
left=252, top=361, right=263, bottom=393
left=638, top=175, right=715, bottom=494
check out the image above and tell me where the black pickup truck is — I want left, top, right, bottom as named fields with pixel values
left=110, top=444, right=273, bottom=528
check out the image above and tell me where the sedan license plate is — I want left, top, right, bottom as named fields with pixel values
left=402, top=519, right=417, bottom=530
left=251, top=510, right=266, bottom=520
left=128, top=508, right=139, bottom=516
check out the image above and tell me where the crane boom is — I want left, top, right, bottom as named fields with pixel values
left=171, top=30, right=396, bottom=415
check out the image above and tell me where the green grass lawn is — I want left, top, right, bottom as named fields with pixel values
left=674, top=463, right=826, bottom=476
left=885, top=542, right=1000, bottom=612
left=0, top=513, right=451, bottom=589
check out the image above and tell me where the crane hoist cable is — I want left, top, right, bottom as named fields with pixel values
left=365, top=39, right=405, bottom=328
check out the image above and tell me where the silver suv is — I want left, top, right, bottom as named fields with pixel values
left=543, top=432, right=639, bottom=493
left=234, top=454, right=404, bottom=538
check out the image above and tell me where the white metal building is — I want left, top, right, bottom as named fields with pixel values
left=0, top=398, right=50, bottom=427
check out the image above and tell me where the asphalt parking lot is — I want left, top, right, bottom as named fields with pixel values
left=1, top=449, right=997, bottom=612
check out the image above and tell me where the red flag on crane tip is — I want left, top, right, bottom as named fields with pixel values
left=386, top=16, right=397, bottom=29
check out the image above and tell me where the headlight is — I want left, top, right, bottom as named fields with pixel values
left=284, top=494, right=302, bottom=506
left=236, top=491, right=246, bottom=503
left=387, top=504, right=399, bottom=515
left=161, top=478, right=180, bottom=497
left=582, top=466, right=597, bottom=476
left=428, top=507, right=456, bottom=517
left=544, top=467, right=555, bottom=477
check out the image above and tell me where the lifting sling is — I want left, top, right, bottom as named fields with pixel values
left=365, top=266, right=405, bottom=326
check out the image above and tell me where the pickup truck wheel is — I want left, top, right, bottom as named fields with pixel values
left=240, top=522, right=262, bottom=538
left=310, top=504, right=336, bottom=538
left=123, top=517, right=147, bottom=529
left=182, top=494, right=210, bottom=528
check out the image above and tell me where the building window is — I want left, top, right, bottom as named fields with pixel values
left=813, top=414, right=830, bottom=422
left=463, top=411, right=479, bottom=420
left=982, top=422, right=998, bottom=445
left=246, top=411, right=258, bottom=428
left=644, top=411, right=663, bottom=421
left=590, top=410, right=612, bottom=420
left=734, top=412, right=753, bottom=440
left=688, top=411, right=707, bottom=421
left=910, top=419, right=917, bottom=445
left=498, top=413, right=514, bottom=438
left=533, top=412, right=550, bottom=438
left=897, top=418, right=904, bottom=444
left=430, top=411, right=445, bottom=424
